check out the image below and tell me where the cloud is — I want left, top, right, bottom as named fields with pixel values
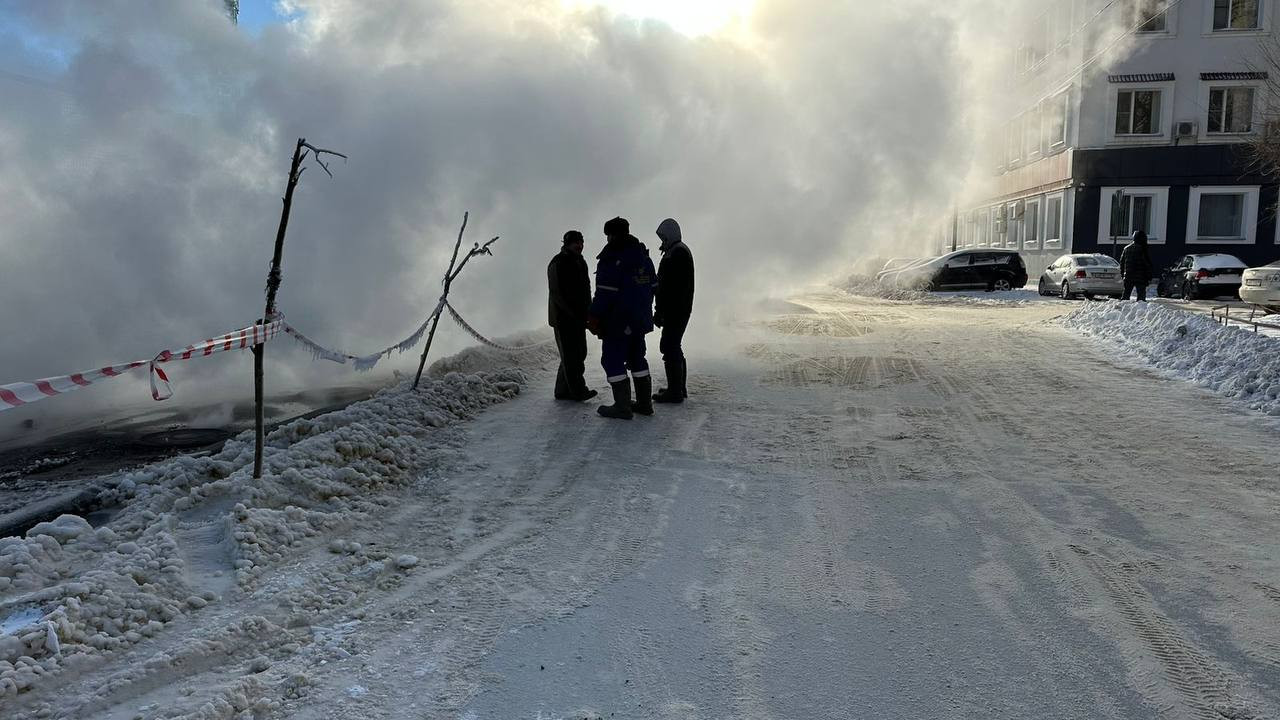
left=0, top=0, right=1032, bottom=431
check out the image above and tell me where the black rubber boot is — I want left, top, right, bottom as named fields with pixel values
left=632, top=375, right=655, bottom=416
left=597, top=380, right=633, bottom=420
left=574, top=388, right=599, bottom=402
left=653, top=360, right=684, bottom=404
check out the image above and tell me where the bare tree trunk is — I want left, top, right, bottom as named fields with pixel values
left=413, top=213, right=469, bottom=389
left=254, top=138, right=308, bottom=480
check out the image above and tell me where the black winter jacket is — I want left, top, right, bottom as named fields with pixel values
left=655, top=242, right=695, bottom=323
left=1120, top=242, right=1153, bottom=284
left=548, top=249, right=591, bottom=329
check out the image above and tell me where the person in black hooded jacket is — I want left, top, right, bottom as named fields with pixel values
left=653, top=218, right=694, bottom=403
left=1120, top=229, right=1154, bottom=301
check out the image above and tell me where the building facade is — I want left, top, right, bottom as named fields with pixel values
left=947, top=0, right=1280, bottom=273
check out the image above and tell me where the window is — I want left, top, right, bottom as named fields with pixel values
left=1134, top=0, right=1169, bottom=31
left=1007, top=203, right=1023, bottom=250
left=1110, top=194, right=1155, bottom=237
left=1208, top=87, right=1256, bottom=133
left=1098, top=187, right=1168, bottom=246
left=1115, top=90, right=1162, bottom=134
left=977, top=209, right=990, bottom=247
left=1186, top=186, right=1259, bottom=244
left=1199, top=195, right=1244, bottom=237
left=1007, top=117, right=1022, bottom=166
left=1043, top=90, right=1069, bottom=149
left=1213, top=0, right=1260, bottom=30
left=1045, top=194, right=1064, bottom=248
left=1025, top=104, right=1042, bottom=158
left=1024, top=199, right=1041, bottom=250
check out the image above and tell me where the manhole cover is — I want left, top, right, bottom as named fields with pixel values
left=135, top=428, right=232, bottom=450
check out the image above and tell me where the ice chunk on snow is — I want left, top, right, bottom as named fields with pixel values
left=44, top=622, right=59, bottom=655
left=394, top=554, right=419, bottom=569
left=1, top=607, right=43, bottom=635
left=26, top=514, right=92, bottom=543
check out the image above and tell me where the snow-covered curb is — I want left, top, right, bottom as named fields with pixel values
left=1062, top=301, right=1280, bottom=417
left=0, top=358, right=539, bottom=703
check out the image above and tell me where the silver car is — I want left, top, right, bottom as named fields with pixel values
left=1038, top=254, right=1124, bottom=299
left=1240, top=260, right=1280, bottom=311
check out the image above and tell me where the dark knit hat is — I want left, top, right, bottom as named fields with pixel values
left=603, top=216, right=630, bottom=237
left=1131, top=229, right=1148, bottom=244
left=563, top=230, right=584, bottom=245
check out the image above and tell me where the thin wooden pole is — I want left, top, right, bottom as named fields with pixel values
left=413, top=212, right=469, bottom=389
left=253, top=138, right=307, bottom=479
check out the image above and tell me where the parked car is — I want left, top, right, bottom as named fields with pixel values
left=882, top=249, right=1027, bottom=291
left=1038, top=253, right=1124, bottom=299
left=1239, top=260, right=1280, bottom=312
left=874, top=257, right=924, bottom=283
left=1155, top=254, right=1248, bottom=300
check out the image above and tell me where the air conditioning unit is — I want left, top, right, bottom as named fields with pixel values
left=1175, top=121, right=1198, bottom=139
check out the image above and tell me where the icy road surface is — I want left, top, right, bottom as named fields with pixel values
left=9, top=292, right=1280, bottom=719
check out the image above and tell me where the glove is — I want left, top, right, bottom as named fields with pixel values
left=586, top=314, right=601, bottom=337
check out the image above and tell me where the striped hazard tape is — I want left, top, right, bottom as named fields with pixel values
left=0, top=318, right=282, bottom=413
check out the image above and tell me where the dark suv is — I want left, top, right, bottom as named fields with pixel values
left=910, top=250, right=1028, bottom=291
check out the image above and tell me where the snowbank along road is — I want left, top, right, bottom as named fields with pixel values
left=2, top=293, right=1279, bottom=719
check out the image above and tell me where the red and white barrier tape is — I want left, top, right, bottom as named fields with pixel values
left=0, top=318, right=282, bottom=413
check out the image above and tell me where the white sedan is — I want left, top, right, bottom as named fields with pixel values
left=1038, top=254, right=1124, bottom=299
left=1239, top=260, right=1280, bottom=311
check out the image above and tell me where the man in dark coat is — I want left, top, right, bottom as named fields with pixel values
left=587, top=217, right=658, bottom=420
left=1120, top=229, right=1154, bottom=301
left=548, top=230, right=596, bottom=401
left=652, top=218, right=694, bottom=404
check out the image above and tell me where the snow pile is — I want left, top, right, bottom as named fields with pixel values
left=840, top=275, right=1050, bottom=306
left=840, top=274, right=932, bottom=302
left=426, top=330, right=557, bottom=376
left=1063, top=301, right=1280, bottom=417
left=0, top=368, right=528, bottom=702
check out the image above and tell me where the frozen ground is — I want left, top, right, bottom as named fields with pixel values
left=2, top=294, right=1279, bottom=719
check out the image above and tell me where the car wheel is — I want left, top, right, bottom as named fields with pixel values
left=1061, top=281, right=1073, bottom=300
left=1156, top=281, right=1170, bottom=298
left=992, top=278, right=1012, bottom=292
left=1038, top=278, right=1049, bottom=296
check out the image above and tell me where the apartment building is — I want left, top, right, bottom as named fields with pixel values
left=947, top=0, right=1280, bottom=271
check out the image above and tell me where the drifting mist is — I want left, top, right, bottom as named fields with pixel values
left=0, top=0, right=1056, bottom=433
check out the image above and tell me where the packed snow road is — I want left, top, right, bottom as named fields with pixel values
left=5, top=292, right=1280, bottom=719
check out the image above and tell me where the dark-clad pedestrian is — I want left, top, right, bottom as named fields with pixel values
left=652, top=218, right=694, bottom=404
left=587, top=217, right=658, bottom=420
left=548, top=230, right=597, bottom=402
left=1120, top=229, right=1154, bottom=302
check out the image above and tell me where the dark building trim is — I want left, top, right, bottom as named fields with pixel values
left=1200, top=71, right=1268, bottom=81
left=1108, top=73, right=1175, bottom=83
left=1071, top=145, right=1280, bottom=268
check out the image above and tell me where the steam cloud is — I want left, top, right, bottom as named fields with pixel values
left=0, top=0, right=1037, bottom=432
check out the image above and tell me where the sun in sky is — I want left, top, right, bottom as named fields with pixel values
left=561, top=0, right=756, bottom=36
